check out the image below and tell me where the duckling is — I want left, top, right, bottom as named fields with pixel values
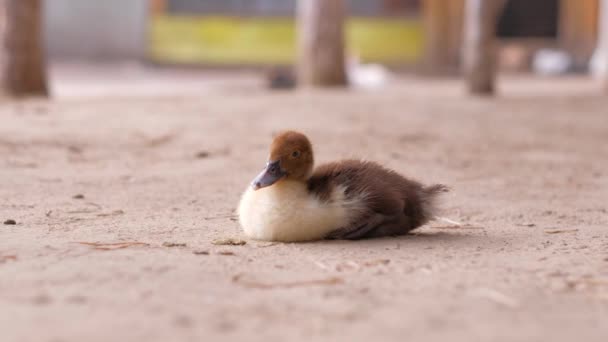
left=238, top=131, right=448, bottom=242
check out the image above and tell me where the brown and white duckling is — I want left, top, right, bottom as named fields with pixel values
left=238, top=131, right=448, bottom=242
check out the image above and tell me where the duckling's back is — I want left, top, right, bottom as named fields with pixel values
left=308, top=160, right=448, bottom=239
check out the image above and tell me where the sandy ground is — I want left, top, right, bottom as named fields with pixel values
left=1, top=65, right=608, bottom=342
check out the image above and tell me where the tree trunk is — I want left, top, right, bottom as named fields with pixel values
left=0, top=0, right=48, bottom=97
left=600, top=0, right=608, bottom=92
left=462, top=0, right=506, bottom=95
left=297, top=0, right=347, bottom=87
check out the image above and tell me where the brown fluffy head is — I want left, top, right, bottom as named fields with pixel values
left=268, top=131, right=314, bottom=181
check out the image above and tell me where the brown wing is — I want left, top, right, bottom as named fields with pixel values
left=308, top=160, right=415, bottom=213
left=308, top=160, right=446, bottom=239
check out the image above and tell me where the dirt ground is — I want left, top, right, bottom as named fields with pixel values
left=1, top=65, right=608, bottom=342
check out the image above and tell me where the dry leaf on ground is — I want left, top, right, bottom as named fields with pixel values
left=212, top=238, right=246, bottom=246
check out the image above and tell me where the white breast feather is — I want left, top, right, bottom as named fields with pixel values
left=238, top=180, right=365, bottom=242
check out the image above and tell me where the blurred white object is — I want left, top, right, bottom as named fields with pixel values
left=590, top=48, right=606, bottom=78
left=346, top=55, right=389, bottom=90
left=532, top=49, right=572, bottom=75
left=591, top=0, right=608, bottom=79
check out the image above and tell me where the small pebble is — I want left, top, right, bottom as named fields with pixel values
left=217, top=251, right=235, bottom=256
left=174, top=314, right=193, bottom=328
left=65, top=295, right=87, bottom=304
left=3, top=219, right=16, bottom=225
left=195, top=151, right=210, bottom=159
left=67, top=145, right=83, bottom=154
left=73, top=194, right=85, bottom=199
left=32, top=294, right=52, bottom=305
left=193, top=250, right=210, bottom=255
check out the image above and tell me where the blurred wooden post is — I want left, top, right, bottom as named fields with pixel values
left=297, top=0, right=347, bottom=87
left=462, top=0, right=506, bottom=95
left=560, top=0, right=600, bottom=66
left=423, top=0, right=465, bottom=72
left=0, top=0, right=48, bottom=97
left=600, top=0, right=608, bottom=91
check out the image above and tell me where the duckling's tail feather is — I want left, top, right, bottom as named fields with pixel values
left=416, top=184, right=449, bottom=227
left=424, top=184, right=450, bottom=195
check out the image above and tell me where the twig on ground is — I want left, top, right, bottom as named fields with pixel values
left=434, top=216, right=462, bottom=226
left=137, top=132, right=178, bottom=148
left=471, top=288, right=520, bottom=308
left=85, top=202, right=102, bottom=210
left=232, top=273, right=344, bottom=289
left=97, top=210, right=125, bottom=217
left=67, top=209, right=98, bottom=214
left=314, top=259, right=390, bottom=272
left=576, top=278, right=608, bottom=286
left=364, top=259, right=391, bottom=267
left=76, top=241, right=149, bottom=251
left=336, top=261, right=361, bottom=272
left=314, top=261, right=331, bottom=271
left=162, top=242, right=187, bottom=248
left=203, top=214, right=238, bottom=221
left=256, top=242, right=279, bottom=248
left=544, top=229, right=578, bottom=234
left=430, top=225, right=485, bottom=230
left=0, top=255, right=17, bottom=263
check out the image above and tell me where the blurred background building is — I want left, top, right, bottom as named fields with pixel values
left=44, top=0, right=149, bottom=61
left=42, top=0, right=602, bottom=75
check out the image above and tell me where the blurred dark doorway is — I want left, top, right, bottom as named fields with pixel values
left=497, top=0, right=559, bottom=38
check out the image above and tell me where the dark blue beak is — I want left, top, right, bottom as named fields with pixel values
left=251, top=160, right=285, bottom=190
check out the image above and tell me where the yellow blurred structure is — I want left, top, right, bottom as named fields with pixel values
left=150, top=16, right=423, bottom=65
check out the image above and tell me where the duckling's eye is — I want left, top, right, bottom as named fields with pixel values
left=291, top=150, right=301, bottom=158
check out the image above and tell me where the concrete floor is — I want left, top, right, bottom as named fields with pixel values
left=1, top=65, right=607, bottom=342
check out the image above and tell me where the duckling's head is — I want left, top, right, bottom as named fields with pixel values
left=251, top=131, right=314, bottom=190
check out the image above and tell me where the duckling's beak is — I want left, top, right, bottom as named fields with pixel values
left=252, top=160, right=286, bottom=190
